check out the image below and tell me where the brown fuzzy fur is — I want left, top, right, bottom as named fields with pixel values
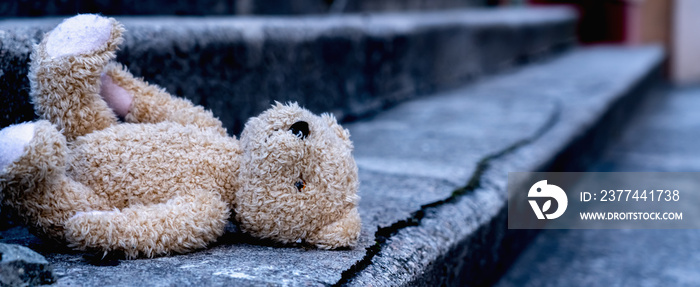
left=0, top=15, right=360, bottom=258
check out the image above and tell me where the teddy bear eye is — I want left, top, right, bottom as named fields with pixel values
left=289, top=121, right=309, bottom=139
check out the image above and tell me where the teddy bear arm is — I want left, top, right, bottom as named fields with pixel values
left=101, top=63, right=228, bottom=136
left=65, top=189, right=230, bottom=258
left=306, top=208, right=361, bottom=249
left=28, top=15, right=124, bottom=141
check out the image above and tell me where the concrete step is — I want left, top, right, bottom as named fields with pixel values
left=497, top=87, right=700, bottom=287
left=0, top=7, right=576, bottom=133
left=342, top=45, right=663, bottom=286
left=2, top=0, right=489, bottom=16
left=0, top=45, right=663, bottom=286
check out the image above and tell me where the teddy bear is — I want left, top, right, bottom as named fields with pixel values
left=0, top=14, right=361, bottom=259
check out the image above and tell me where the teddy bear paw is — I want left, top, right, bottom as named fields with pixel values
left=306, top=209, right=361, bottom=249
left=0, top=123, right=36, bottom=172
left=46, top=14, right=113, bottom=59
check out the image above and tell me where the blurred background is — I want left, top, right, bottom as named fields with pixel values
left=1, top=0, right=696, bottom=85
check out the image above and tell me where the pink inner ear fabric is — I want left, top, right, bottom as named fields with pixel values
left=100, top=73, right=133, bottom=117
left=46, top=14, right=112, bottom=58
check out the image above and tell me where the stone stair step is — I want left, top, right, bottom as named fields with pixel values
left=344, top=45, right=663, bottom=286
left=2, top=0, right=490, bottom=16
left=0, top=7, right=576, bottom=133
left=496, top=86, right=700, bottom=287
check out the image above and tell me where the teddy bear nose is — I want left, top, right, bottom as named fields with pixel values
left=289, top=121, right=309, bottom=139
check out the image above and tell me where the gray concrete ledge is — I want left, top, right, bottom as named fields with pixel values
left=497, top=86, right=700, bottom=287
left=344, top=46, right=664, bottom=286
left=0, top=243, right=55, bottom=286
left=0, top=0, right=487, bottom=16
left=0, top=46, right=663, bottom=286
left=0, top=7, right=576, bottom=133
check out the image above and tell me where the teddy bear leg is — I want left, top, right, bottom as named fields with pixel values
left=29, top=14, right=125, bottom=141
left=306, top=208, right=361, bottom=249
left=100, top=63, right=227, bottom=136
left=0, top=121, right=107, bottom=241
left=0, top=122, right=36, bottom=174
left=65, top=190, right=230, bottom=258
left=0, top=121, right=66, bottom=184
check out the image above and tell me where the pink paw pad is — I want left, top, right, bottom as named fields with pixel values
left=46, top=14, right=112, bottom=59
left=100, top=73, right=133, bottom=117
left=0, top=122, right=36, bottom=172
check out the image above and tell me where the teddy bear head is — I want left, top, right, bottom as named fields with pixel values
left=234, top=102, right=360, bottom=248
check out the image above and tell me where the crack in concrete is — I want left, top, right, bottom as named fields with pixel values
left=333, top=100, right=562, bottom=286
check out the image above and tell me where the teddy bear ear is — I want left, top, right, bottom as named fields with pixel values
left=322, top=113, right=353, bottom=149
left=289, top=121, right=309, bottom=139
left=272, top=101, right=301, bottom=110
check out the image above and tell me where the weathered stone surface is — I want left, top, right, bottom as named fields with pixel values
left=0, top=46, right=663, bottom=286
left=0, top=0, right=486, bottom=16
left=0, top=243, right=55, bottom=286
left=344, top=46, right=664, bottom=286
left=595, top=86, right=700, bottom=172
left=342, top=0, right=488, bottom=13
left=1, top=0, right=239, bottom=16
left=496, top=86, right=700, bottom=287
left=498, top=229, right=700, bottom=287
left=0, top=7, right=576, bottom=133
